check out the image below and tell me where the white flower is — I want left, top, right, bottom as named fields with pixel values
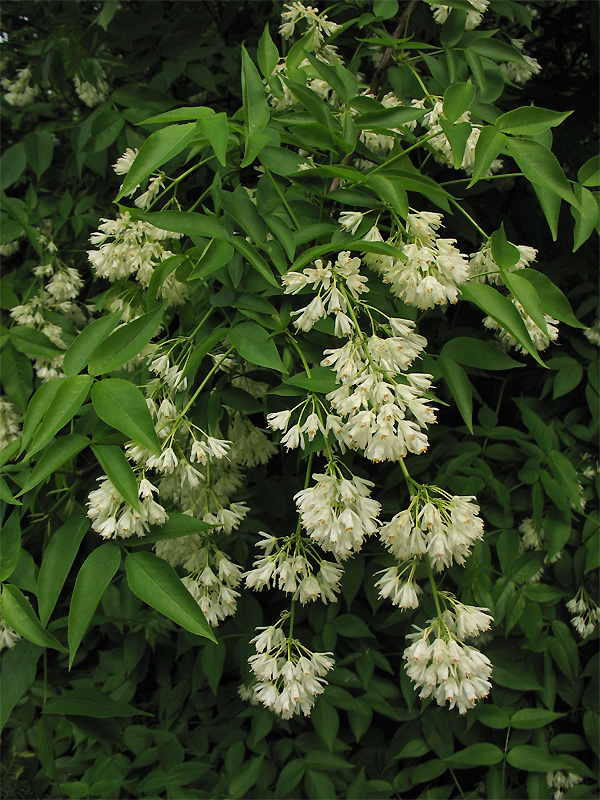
left=113, top=148, right=139, bottom=175
left=484, top=299, right=559, bottom=353
left=0, top=612, right=21, bottom=650
left=338, top=211, right=364, bottom=235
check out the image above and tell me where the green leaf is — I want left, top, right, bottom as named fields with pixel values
left=91, top=378, right=161, bottom=454
left=438, top=356, right=473, bottom=432
left=241, top=46, right=270, bottom=136
left=88, top=306, right=163, bottom=376
left=258, top=23, right=279, bottom=78
left=127, top=512, right=213, bottom=545
left=443, top=81, right=476, bottom=124
left=147, top=254, right=186, bottom=308
left=447, top=743, right=504, bottom=767
left=544, top=510, right=571, bottom=561
left=490, top=224, right=520, bottom=269
left=496, top=106, right=573, bottom=136
left=136, top=210, right=228, bottom=239
left=506, top=745, right=572, bottom=773
left=0, top=143, right=26, bottom=191
left=354, top=106, right=426, bottom=130
left=275, top=760, right=305, bottom=798
left=312, top=698, right=339, bottom=751
left=26, top=375, right=94, bottom=459
left=229, top=754, right=265, bottom=799
left=197, top=112, right=228, bottom=167
left=18, top=434, right=89, bottom=495
left=202, top=641, right=226, bottom=694
left=228, top=321, right=286, bottom=372
left=220, top=189, right=268, bottom=241
left=37, top=516, right=89, bottom=626
left=501, top=270, right=548, bottom=335
left=36, top=715, right=57, bottom=781
left=531, top=182, right=561, bottom=240
left=547, top=450, right=582, bottom=509
left=461, top=283, right=545, bottom=365
left=230, top=236, right=280, bottom=287
left=467, top=38, right=527, bottom=63
left=307, top=54, right=359, bottom=105
left=517, top=269, right=585, bottom=328
left=0, top=477, right=21, bottom=505
left=0, top=641, right=42, bottom=733
left=333, top=614, right=374, bottom=638
left=506, top=138, right=576, bottom=207
left=43, top=688, right=148, bottom=718
left=511, top=708, right=565, bottom=729
left=0, top=585, right=67, bottom=652
left=366, top=174, right=408, bottom=218
left=441, top=337, right=523, bottom=370
left=68, top=543, right=121, bottom=666
left=63, top=311, right=123, bottom=377
left=374, top=0, right=398, bottom=18
left=266, top=214, right=296, bottom=261
left=20, top=379, right=62, bottom=452
left=24, top=130, right=54, bottom=180
left=125, top=552, right=216, bottom=641
left=284, top=368, right=339, bottom=393
left=139, top=106, right=215, bottom=125
left=473, top=704, right=511, bottom=729
left=0, top=341, right=33, bottom=411
left=0, top=510, right=21, bottom=582
left=10, top=326, right=62, bottom=358
left=439, top=119, right=472, bottom=168
left=578, top=154, right=600, bottom=187
left=571, top=183, right=598, bottom=252
left=91, top=444, right=141, bottom=512
left=117, top=123, right=196, bottom=200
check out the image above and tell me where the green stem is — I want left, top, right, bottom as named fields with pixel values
left=264, top=165, right=299, bottom=227
left=369, top=130, right=440, bottom=174
left=501, top=725, right=511, bottom=793
left=424, top=554, right=443, bottom=621
left=440, top=172, right=524, bottom=186
left=449, top=197, right=488, bottom=238
left=148, top=158, right=213, bottom=209
left=286, top=333, right=312, bottom=377
left=177, top=346, right=234, bottom=422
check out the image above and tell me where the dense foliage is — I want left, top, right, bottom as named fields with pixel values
left=0, top=1, right=598, bottom=798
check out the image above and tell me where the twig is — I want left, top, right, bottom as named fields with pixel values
left=327, top=0, right=421, bottom=193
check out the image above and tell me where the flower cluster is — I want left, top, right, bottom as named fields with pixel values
left=88, top=211, right=184, bottom=300
left=180, top=543, right=243, bottom=627
left=501, top=39, right=542, bottom=84
left=404, top=612, right=493, bottom=714
left=73, top=74, right=109, bottom=107
left=0, top=397, right=21, bottom=449
left=367, top=214, right=471, bottom=309
left=294, top=470, right=381, bottom=559
left=248, top=622, right=334, bottom=718
left=567, top=588, right=600, bottom=639
left=279, top=2, right=340, bottom=44
left=282, top=251, right=368, bottom=335
left=245, top=530, right=343, bottom=604
left=2, top=66, right=39, bottom=107
left=484, top=299, right=559, bottom=353
left=429, top=0, right=489, bottom=30
left=87, top=476, right=168, bottom=539
left=469, top=241, right=538, bottom=284
left=379, top=488, right=485, bottom=571
left=546, top=771, right=584, bottom=800
left=0, top=612, right=21, bottom=651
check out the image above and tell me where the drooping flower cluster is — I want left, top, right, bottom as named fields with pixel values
left=179, top=543, right=243, bottom=627
left=245, top=529, right=344, bottom=604
left=379, top=488, right=485, bottom=572
left=0, top=397, right=21, bottom=449
left=469, top=241, right=538, bottom=284
left=546, top=771, right=584, bottom=800
left=0, top=612, right=21, bottom=651
left=501, top=39, right=542, bottom=84
left=282, top=251, right=368, bottom=335
left=73, top=74, right=109, bottom=107
left=408, top=98, right=502, bottom=176
left=484, top=299, right=559, bottom=353
left=294, top=470, right=381, bottom=559
left=429, top=0, right=489, bottom=30
left=279, top=2, right=340, bottom=44
left=87, top=211, right=187, bottom=305
left=365, top=215, right=471, bottom=309
left=247, top=621, right=335, bottom=718
left=404, top=612, right=493, bottom=714
left=87, top=476, right=168, bottom=539
left=567, top=587, right=600, bottom=639
left=1, top=66, right=39, bottom=107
